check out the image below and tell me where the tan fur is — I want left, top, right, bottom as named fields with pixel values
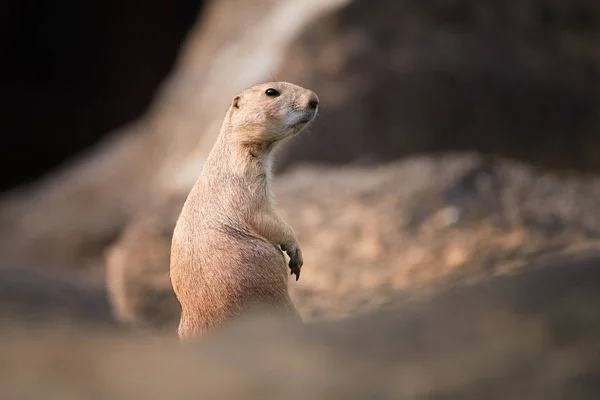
left=169, top=81, right=319, bottom=341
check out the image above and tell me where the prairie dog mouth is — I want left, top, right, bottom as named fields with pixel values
left=289, top=110, right=317, bottom=127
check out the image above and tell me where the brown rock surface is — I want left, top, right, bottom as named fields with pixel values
left=104, top=209, right=181, bottom=331
left=3, top=252, right=600, bottom=399
left=105, top=153, right=600, bottom=328
left=275, top=0, right=600, bottom=172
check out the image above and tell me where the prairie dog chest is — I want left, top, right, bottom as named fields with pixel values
left=247, top=155, right=274, bottom=200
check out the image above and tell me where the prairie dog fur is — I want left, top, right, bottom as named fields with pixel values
left=169, top=81, right=319, bottom=341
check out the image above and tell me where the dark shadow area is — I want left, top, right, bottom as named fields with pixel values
left=0, top=0, right=204, bottom=192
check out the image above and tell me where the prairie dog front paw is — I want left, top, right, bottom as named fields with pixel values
left=282, top=245, right=303, bottom=281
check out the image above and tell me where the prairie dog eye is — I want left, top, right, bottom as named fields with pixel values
left=265, top=88, right=280, bottom=97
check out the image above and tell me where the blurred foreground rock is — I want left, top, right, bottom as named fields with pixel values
left=106, top=153, right=600, bottom=328
left=3, top=252, right=600, bottom=399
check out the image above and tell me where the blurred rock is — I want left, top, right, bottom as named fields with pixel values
left=3, top=252, right=600, bottom=399
left=275, top=0, right=600, bottom=172
left=105, top=153, right=600, bottom=328
left=104, top=199, right=182, bottom=331
left=4, top=0, right=600, bottom=276
left=0, top=262, right=116, bottom=327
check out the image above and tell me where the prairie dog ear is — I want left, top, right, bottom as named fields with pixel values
left=232, top=95, right=241, bottom=109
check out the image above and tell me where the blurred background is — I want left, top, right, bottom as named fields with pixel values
left=2, top=0, right=600, bottom=398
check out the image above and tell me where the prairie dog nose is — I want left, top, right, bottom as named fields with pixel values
left=306, top=92, right=319, bottom=110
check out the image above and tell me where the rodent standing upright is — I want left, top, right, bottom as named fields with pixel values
left=169, top=81, right=319, bottom=341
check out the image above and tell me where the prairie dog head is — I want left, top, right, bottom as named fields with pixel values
left=224, top=81, right=319, bottom=153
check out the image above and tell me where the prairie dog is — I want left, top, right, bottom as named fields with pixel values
left=169, top=81, right=319, bottom=341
